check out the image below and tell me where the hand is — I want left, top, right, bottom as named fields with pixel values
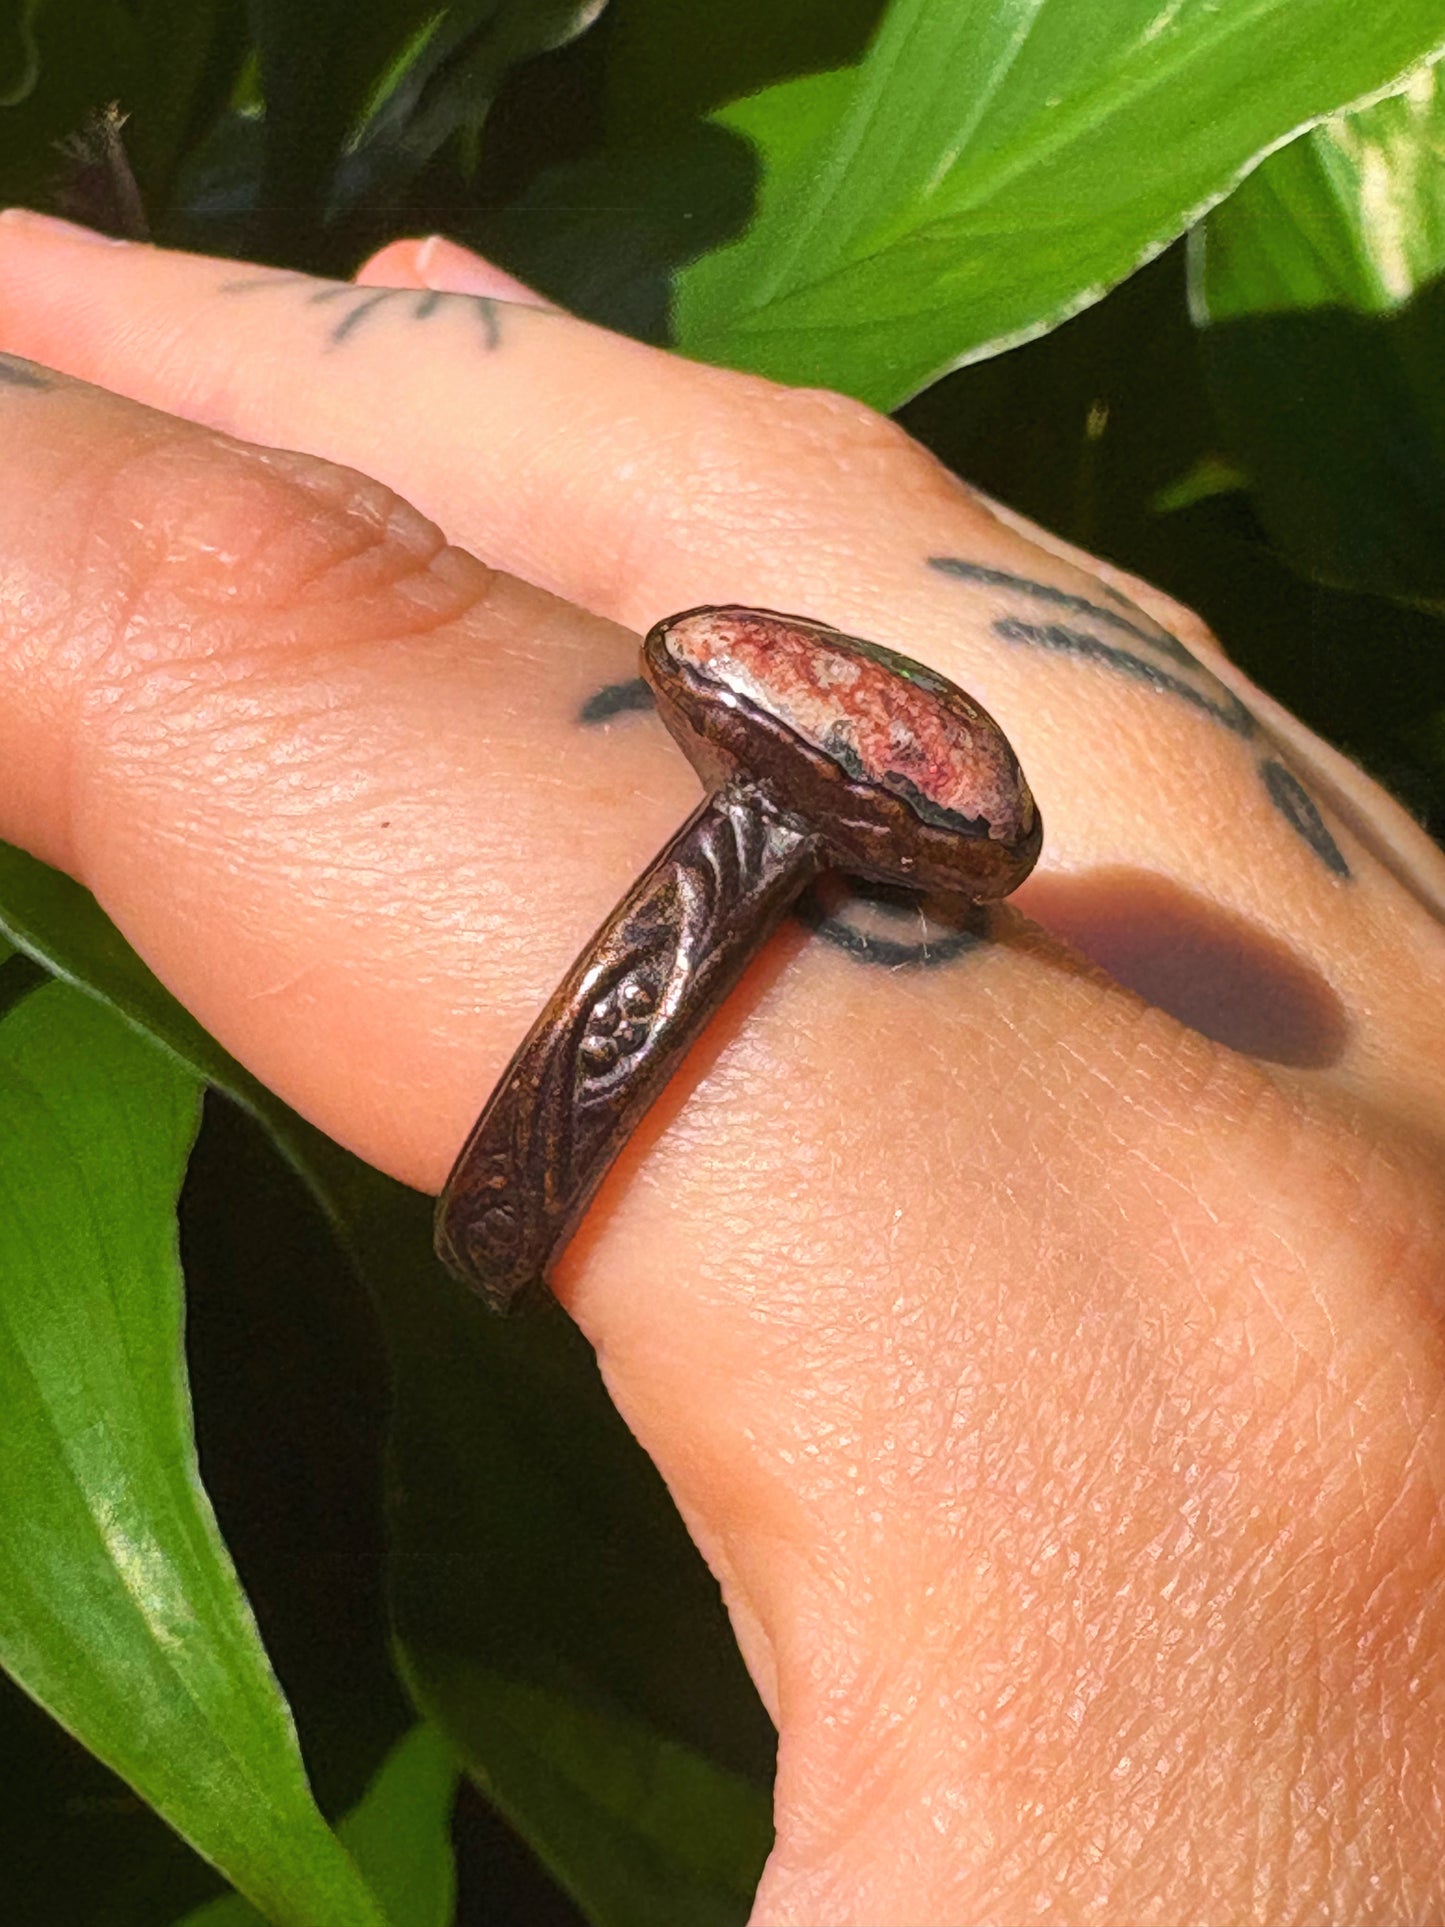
left=1, top=211, right=1442, bottom=1926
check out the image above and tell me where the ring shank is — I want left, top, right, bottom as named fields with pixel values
left=435, top=781, right=820, bottom=1312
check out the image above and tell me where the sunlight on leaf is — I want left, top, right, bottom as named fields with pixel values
left=676, top=0, right=1445, bottom=407
left=0, top=981, right=391, bottom=1925
left=175, top=1723, right=458, bottom=1927
left=1198, top=60, right=1445, bottom=320
left=1194, top=56, right=1445, bottom=598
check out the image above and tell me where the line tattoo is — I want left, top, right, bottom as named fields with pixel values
left=1259, top=761, right=1351, bottom=878
left=218, top=275, right=504, bottom=351
left=579, top=679, right=655, bottom=723
left=931, top=554, right=1351, bottom=880
left=0, top=354, right=54, bottom=391
left=796, top=882, right=988, bottom=968
left=993, top=616, right=1257, bottom=737
left=473, top=298, right=501, bottom=351
left=329, top=288, right=394, bottom=343
left=309, top=284, right=502, bottom=350
left=929, top=556, right=1199, bottom=668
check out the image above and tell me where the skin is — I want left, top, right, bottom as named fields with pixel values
left=0, top=209, right=1443, bottom=1925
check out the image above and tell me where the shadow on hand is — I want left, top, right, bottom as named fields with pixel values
left=1017, top=866, right=1348, bottom=1070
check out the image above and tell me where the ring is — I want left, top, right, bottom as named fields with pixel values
left=435, top=606, right=1042, bottom=1313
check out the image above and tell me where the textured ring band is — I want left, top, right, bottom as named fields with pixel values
left=434, top=606, right=1042, bottom=1313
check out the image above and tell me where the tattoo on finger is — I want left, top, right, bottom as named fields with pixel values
left=217, top=275, right=503, bottom=351
left=1259, top=759, right=1351, bottom=878
left=796, top=879, right=990, bottom=967
left=0, top=353, right=54, bottom=391
left=931, top=557, right=1201, bottom=668
left=580, top=680, right=655, bottom=724
left=991, top=617, right=1256, bottom=736
left=929, top=555, right=1351, bottom=880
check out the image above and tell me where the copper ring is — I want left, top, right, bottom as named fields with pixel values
left=435, top=606, right=1041, bottom=1313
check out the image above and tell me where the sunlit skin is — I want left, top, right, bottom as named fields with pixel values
left=1, top=210, right=1444, bottom=1924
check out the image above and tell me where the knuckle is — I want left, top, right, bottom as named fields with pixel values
left=632, top=373, right=951, bottom=551
left=26, top=422, right=500, bottom=855
left=74, top=427, right=491, bottom=706
left=769, top=380, right=907, bottom=450
left=728, top=376, right=931, bottom=489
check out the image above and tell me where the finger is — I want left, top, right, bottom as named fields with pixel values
left=2, top=359, right=1441, bottom=1924
left=0, top=350, right=672, bottom=1186
left=1, top=219, right=1441, bottom=1133
left=0, top=210, right=789, bottom=630
left=0, top=218, right=1105, bottom=653
left=0, top=214, right=1306, bottom=669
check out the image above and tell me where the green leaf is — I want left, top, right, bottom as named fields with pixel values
left=176, top=1723, right=458, bottom=1927
left=674, top=0, right=1445, bottom=408
left=246, top=0, right=439, bottom=249
left=475, top=120, right=763, bottom=341
left=127, top=0, right=249, bottom=209
left=1150, top=453, right=1250, bottom=516
left=471, top=65, right=860, bottom=344
left=0, top=980, right=390, bottom=1927
left=1192, top=58, right=1445, bottom=600
left=338, top=1725, right=457, bottom=1927
left=0, top=847, right=775, bottom=1924
left=1198, top=61, right=1445, bottom=320
left=403, top=1662, right=766, bottom=1927
left=0, top=1085, right=413, bottom=1927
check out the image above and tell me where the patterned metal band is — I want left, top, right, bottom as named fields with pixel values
left=435, top=780, right=820, bottom=1312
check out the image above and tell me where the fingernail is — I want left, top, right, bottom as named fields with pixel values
left=0, top=208, right=128, bottom=246
left=415, top=234, right=489, bottom=287
left=415, top=234, right=543, bottom=305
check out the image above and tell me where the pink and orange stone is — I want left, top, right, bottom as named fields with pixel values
left=657, top=608, right=1033, bottom=843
